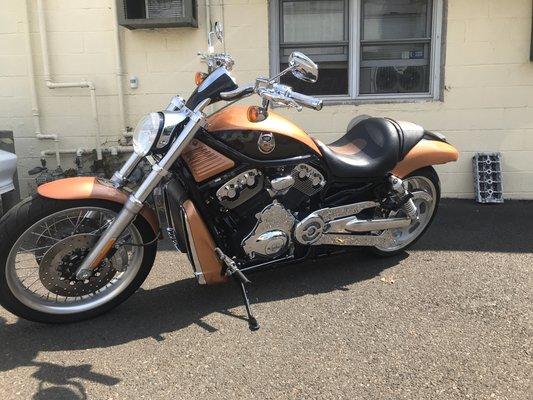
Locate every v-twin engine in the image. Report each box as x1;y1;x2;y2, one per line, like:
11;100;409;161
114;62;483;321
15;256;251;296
216;164;431;261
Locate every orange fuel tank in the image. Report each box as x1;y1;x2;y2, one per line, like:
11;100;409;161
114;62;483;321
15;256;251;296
206;105;322;157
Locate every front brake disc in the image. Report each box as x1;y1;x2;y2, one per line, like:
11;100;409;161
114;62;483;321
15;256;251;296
39;234;117;297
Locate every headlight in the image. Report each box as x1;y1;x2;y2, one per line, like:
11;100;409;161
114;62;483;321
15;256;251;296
133;112;164;156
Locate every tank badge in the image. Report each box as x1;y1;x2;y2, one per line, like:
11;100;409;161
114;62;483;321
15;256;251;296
258;132;275;154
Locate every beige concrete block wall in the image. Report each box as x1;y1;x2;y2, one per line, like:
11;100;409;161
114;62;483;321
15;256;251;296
0;0;532;198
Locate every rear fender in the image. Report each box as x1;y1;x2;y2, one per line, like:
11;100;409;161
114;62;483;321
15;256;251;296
37;177;159;235
392;139;459;178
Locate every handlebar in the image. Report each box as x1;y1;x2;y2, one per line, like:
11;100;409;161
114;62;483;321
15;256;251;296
219;84;255;101
220;81;323;112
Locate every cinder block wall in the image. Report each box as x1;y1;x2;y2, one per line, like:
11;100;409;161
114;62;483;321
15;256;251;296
1;0;533;198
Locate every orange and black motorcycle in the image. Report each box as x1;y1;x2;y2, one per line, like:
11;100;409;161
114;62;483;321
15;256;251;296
0;48;458;330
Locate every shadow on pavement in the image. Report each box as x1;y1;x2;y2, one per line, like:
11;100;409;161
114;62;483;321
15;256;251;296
414;199;533;253
0;250;405;397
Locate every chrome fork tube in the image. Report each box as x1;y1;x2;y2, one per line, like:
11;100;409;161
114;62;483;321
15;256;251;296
75;101;208;280
110;153;143;187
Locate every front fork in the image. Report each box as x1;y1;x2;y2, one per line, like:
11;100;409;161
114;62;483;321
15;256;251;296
75;99;210;280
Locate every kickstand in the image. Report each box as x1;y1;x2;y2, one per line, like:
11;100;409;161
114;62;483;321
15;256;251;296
235;278;260;331
215;248;260;331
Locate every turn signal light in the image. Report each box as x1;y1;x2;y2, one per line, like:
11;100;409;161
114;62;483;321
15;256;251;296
195;72;207;86
247;106;268;123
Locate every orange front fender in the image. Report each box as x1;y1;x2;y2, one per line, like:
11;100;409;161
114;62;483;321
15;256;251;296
392;139;459;178
37;177;160;235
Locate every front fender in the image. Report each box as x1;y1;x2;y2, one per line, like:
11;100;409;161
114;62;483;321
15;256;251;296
37;177;160;235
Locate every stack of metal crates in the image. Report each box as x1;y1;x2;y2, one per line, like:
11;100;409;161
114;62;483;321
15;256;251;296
473;152;504;203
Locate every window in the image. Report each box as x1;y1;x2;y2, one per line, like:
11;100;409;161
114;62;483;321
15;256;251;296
270;0;443;101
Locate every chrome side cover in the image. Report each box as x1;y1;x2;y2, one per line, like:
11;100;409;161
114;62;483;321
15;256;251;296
294;200;415;248
242;201;296;259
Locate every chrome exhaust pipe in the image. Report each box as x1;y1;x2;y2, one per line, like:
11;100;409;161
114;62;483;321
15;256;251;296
344;217;411;233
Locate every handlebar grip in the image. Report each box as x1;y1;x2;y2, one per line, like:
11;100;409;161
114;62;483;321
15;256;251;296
289;91;323;111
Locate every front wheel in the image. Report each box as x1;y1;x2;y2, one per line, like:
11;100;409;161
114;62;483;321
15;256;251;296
0;196;157;323
371;167;441;256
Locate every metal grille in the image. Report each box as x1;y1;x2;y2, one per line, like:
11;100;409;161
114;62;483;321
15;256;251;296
146;0;184;19
291;164;326;197
473;152;504;204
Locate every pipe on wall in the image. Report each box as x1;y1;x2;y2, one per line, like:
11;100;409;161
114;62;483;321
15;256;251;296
23;0;61;167
41;146;133;158
110;0;130;139
36;0;103;161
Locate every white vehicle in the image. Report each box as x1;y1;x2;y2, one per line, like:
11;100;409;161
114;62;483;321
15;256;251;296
0;149;17;197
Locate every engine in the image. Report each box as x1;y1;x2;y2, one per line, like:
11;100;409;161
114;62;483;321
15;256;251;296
215;164;326;261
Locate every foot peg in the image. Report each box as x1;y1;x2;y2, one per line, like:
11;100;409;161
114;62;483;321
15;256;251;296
215;248;259;331
215;248;250;284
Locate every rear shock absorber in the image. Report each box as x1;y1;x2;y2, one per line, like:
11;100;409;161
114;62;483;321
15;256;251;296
390;175;418;220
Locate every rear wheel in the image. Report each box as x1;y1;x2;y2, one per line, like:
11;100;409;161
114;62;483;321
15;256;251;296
0;196;157;323
371;167;440;256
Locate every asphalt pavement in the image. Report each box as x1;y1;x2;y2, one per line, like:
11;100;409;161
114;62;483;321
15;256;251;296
0;199;531;399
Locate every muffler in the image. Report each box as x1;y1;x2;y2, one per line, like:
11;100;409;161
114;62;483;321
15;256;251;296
344;217;411;233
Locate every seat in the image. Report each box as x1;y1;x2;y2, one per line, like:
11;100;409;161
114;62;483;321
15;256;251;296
314;117;425;178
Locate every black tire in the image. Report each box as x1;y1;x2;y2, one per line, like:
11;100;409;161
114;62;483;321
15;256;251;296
370;166;441;257
0;195;157;323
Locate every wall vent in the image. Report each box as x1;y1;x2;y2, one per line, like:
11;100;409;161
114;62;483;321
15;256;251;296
473;152;504;204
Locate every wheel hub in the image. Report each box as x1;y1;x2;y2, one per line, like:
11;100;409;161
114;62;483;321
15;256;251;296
39;234;118;297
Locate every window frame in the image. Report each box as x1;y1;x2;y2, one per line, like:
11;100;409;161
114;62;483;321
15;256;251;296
269;0;444;102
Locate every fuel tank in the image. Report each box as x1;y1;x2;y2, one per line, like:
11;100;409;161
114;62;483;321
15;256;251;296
206;105;322;160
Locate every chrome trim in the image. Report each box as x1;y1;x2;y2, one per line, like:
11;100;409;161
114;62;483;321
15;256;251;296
314;231;395;247
156;111;188;150
220;84;254;100
152;185;169;235
110;153;143;188
344;217;411;233
267;175;295;197
216;169;263;208
166;95;185;112
242;201;295;259
183;209;206;285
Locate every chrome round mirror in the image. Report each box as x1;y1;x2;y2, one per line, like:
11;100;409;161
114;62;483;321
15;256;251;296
289;52;318;83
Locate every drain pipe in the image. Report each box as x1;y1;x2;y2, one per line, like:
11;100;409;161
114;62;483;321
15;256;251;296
206;0;213;53
23;0;61;166
36;0;103;161
41;146;132;158
110;0;130;139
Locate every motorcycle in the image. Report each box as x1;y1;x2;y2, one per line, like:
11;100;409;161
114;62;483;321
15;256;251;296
0;30;458;330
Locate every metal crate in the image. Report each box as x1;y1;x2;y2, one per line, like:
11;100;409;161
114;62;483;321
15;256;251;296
473;153;504;203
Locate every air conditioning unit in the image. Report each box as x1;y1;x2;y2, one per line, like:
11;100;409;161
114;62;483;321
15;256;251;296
117;0;197;29
370;66;428;94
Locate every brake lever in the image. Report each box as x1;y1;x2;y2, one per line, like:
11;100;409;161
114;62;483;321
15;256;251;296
258;89;302;111
287;98;303;112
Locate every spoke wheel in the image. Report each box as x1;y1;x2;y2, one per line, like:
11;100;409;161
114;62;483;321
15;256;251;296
0;197;157;323
6;207;143;315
